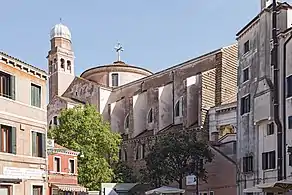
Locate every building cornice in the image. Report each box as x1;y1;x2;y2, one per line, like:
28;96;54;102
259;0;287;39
0;51;47;80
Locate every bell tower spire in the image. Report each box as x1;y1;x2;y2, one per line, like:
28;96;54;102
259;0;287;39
47;22;75;102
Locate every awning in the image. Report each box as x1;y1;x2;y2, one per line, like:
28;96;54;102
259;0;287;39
243;180;292;193
52;184;87;192
0;175;22;184
0;178;22;184
145;186;185;194
243;187;263;193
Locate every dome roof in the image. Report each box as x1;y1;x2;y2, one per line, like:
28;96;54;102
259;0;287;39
50;23;71;40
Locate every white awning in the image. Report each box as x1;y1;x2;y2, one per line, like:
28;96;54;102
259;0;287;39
145;186;185;194
243;187;263;193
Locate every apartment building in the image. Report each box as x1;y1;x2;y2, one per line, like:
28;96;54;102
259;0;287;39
237;0;292;193
47;142;86;195
0;52;48;195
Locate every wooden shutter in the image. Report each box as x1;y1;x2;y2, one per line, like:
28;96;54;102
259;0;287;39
10;127;16;154
262;153;267;170
271;151;276;169
32;131;37;157
41;133;46;158
31;84;35;106
10;75;15;100
0;125;2;152
36;86;41;108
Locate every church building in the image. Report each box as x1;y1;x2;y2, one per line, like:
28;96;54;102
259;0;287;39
47;22;238;193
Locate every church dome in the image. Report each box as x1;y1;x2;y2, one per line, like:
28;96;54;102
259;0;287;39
50;23;71;41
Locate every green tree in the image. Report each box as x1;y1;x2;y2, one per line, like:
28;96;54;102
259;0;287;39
141;131;214;188
48;104;121;191
112;161;137;183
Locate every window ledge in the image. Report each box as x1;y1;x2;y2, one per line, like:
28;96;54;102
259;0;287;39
0;95;46;112
263;169;276;172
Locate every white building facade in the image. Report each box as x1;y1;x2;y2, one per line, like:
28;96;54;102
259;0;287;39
237;0;292;194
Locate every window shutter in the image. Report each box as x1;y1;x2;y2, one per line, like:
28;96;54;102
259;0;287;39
0;125;2;152
32;132;37;157
41;133;46;158
36;86;41;107
10;75;15;100
271;151;276;169
10;127;16;154
31;85;35;106
262;153;266;170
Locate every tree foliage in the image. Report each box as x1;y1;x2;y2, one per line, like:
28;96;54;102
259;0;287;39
112;161;137;183
48;104;121;190
141;131;214;188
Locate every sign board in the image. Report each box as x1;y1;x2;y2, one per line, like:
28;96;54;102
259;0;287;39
47;139;54;150
3;167;45;180
186;175;197;186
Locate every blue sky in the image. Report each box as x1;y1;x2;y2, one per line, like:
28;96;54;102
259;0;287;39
0;0;260;75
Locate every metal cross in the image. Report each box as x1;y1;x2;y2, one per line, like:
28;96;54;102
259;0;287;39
114;43;124;62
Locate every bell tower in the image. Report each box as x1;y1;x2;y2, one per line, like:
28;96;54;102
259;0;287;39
47;22;75;102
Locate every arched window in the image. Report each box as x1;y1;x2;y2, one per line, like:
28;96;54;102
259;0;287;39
67;60;71;73
123;149;127;162
49;120;52;129
147;108;153;123
53;58;57;70
49;61;53;74
174;97;183;117
118;149;122;160
140;144;145;159
124;114;129;130
60;58;65;70
53;116;58;126
135;147;139;160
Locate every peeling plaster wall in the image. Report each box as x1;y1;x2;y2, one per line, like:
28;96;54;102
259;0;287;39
133;92;147;137
62;77;99;109
158;83;173;130
99;87;111;118
110;99;125;133
186;75;200;127
47;96;67;125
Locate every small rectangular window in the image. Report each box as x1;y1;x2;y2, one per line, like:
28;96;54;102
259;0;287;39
262;151;276;170
243;156;253;172
267;123;274;135
288;116;292;129
54;157;61;172
69;159;75;174
31;131;46;158
31;83;41;108
209;192;214;195
244;40;250;54
241;95;250;115
0;71;15;100
111;73;119;87
32;185;43;195
0;125;16;154
287;75;292;98
243;68;249;82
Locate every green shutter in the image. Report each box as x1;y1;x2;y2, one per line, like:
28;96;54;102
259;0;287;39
31;85;34;106
10;127;16;154
10;75;15;100
41;133;46;158
32;131;37;157
37;86;41;107
0;125;2;152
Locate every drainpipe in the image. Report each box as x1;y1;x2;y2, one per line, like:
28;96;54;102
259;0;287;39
282;32;292;180
271;0;283;181
172;71;175;124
